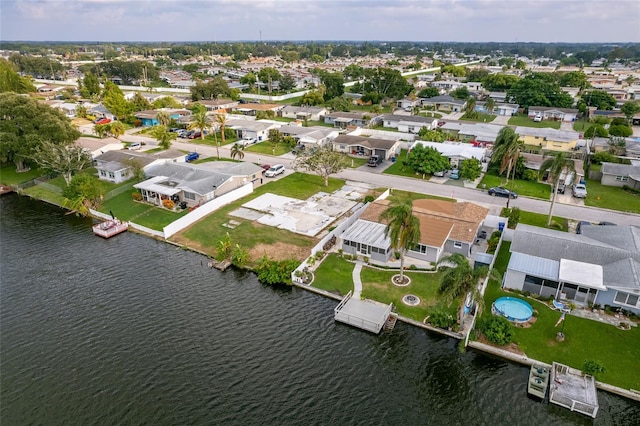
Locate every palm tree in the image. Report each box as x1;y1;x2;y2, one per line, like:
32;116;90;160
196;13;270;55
437;253;488;310
230;143;245;160
539;152;576;227
150;125;176;150
465;96;477;117
492;127;523;183
379;200;421;283
188;109;211;141
156;111;170;127
484;98;496;115
214;112;228;145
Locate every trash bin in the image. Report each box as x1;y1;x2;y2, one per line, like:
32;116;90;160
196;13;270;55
498;222;505;231
391;157;396;163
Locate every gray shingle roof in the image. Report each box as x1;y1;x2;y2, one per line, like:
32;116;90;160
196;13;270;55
333;134;398;150
144;162;231;196
601;162;640;177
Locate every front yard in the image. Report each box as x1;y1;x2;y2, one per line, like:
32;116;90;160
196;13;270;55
583;178;640;214
481;243;640;391
244;141;292;156
479;172;551;200
508;114;561;129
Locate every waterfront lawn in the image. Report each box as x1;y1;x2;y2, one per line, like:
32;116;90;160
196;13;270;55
361;267;456;322
479;172;551;200
0;164;48;185
508;115;561;129
100;191;189;230
244;141;292;156
21;184;65;206
482;242;640;390
517;210;568;231
583;178;640;214
174;173;344;263
311;254;354;295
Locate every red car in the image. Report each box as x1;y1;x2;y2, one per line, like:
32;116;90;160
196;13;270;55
95;118;111;125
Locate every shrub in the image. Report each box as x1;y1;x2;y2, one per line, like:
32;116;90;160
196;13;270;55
583;360;607;378
162;199;175;209
549;220;563;230
487;231;501;254
479;315;514;346
255;255;298;285
131;192;142;201
508;207;520;229
363;195;375;203
622;185;640;196
429;311;456;329
522;169;539;182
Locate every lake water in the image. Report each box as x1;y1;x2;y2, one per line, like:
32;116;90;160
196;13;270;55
1;194;639;425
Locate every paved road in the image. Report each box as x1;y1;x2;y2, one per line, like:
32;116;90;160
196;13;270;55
155;138;640;226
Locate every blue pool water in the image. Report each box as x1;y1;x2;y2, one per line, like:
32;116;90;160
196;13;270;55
494;297;534;322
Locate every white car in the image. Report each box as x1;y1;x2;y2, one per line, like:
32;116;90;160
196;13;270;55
572;183;587;198
239;138;257;147
533;115;543;122
265;164;285;177
127;142;142;150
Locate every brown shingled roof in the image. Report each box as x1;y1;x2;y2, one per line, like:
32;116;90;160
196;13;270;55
412;199;489;243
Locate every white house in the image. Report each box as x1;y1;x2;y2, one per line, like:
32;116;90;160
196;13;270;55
412;140;487;168
280;105;327;121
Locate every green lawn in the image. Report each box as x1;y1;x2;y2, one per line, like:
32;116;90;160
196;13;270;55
482;242;640;390
0;164;48;185
573;120;594;133
508;115;561;129
174;173;345;264
386;189;455;204
21;185;66;206
345;156;369;168
480;173;551;200
361;267;457;322
419;111;442;119
517;210;568;231
383;150;423;179
312;254;355;295
583;178;640;214
460;113;496;123
304;120;334;128
244;141;292;156
100;191;190;230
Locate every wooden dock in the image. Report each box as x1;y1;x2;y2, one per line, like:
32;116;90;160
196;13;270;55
0;185;14;196
208;259;232;271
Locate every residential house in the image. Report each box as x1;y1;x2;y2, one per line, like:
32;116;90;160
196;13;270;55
515;127;581;152
227;118;280;142
278;124;339;150
431;80;463;92
527;106;579;123
93;149;184;183
380;114;437;131
340;198;489;263
412;141;487;168
280;105;327;122
331;134;401;160
396;98;421;110
495;103;520;116
420;95;467;112
324;111;371;128
440;122;503;145
134;161;264;208
488;92;508;103
600;162;640;189
503;224;640;315
88;104;115;120
134;109;188;127
232;103;283;116
196;99;239;112
75;136;124;159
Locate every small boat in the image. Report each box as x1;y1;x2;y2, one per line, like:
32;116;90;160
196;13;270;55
528;364;550;399
93;218;128;238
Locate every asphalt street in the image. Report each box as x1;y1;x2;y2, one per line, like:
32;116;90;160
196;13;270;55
142;134;640;227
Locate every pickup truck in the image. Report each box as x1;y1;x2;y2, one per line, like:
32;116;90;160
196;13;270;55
572;183;587;198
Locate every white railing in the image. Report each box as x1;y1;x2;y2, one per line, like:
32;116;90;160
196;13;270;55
334;291;353;314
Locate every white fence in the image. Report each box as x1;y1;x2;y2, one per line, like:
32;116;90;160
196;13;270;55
358;128;416;142
163;183;253;238
129;222;165;238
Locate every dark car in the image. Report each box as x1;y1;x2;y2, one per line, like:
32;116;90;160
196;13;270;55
185;152;199;162
188;131;201;139
488;187;518;199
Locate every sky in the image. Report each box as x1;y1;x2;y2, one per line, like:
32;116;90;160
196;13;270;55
1;0;639;43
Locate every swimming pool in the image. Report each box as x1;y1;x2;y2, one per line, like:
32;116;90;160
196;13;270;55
493;297;533;323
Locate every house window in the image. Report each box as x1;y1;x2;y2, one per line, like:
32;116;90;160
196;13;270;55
453;241;463;249
183;192;196;201
614;291;639;307
615;176;629;182
339;144;346;150
410;244;427;254
108;172;115;179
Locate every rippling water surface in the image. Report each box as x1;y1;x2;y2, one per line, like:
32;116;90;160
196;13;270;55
1;195;639;425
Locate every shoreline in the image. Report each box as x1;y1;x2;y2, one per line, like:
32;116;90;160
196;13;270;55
10;190;640;404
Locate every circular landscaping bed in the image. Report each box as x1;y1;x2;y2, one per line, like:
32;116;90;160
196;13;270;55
392;274;411;286
402;294;420;306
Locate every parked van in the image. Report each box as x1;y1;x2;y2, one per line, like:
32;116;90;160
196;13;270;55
367;155;382;167
127;142;142;150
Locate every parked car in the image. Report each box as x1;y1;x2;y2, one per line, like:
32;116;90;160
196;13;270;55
576;221;591;234
239;138;257;147
572;183;587;198
185;152;200;162
178;130;190;138
265;164;285;177
127;142;142;150
433;170;446;177
95;118;111;125
533;114;543;122
188;131;202;139
488;187;518;199
449;169;460;180
367;155;382;167
170;128;182;133
260;164;271;173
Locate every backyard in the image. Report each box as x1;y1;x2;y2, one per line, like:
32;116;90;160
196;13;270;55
99;190;190;230
0;164;48;186
479;172;551;200
481;242;640;391
312;254;456;322
172;173;346;264
508;115;561;129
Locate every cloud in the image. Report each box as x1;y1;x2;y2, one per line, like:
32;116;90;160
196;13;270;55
1;0;638;42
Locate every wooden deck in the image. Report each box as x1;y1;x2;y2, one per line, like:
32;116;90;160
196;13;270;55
549;362;599;418
334;291;392;334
